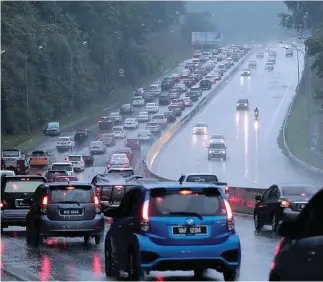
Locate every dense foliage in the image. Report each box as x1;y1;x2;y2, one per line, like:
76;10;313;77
1;1;185;135
278;1;323;77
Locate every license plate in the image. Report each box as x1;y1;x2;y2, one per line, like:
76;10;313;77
172;225;207;236
110;201;120;206
36;158;42;160
60;209;83;216
15;199;29;208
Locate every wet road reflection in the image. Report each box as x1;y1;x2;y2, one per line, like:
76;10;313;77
1;217;278;281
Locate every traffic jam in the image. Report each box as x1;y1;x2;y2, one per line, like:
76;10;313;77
1;44;322;281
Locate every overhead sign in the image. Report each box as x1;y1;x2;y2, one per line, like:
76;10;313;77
191;32;223;45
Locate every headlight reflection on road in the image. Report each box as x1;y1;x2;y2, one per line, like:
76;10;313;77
240;76;244;86
235;112;240;139
192;134;208;146
244;112;248;177
255;120;259;184
254;120;259;131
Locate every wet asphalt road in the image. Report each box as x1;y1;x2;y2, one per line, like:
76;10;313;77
1;216;278;281
153;45;323;187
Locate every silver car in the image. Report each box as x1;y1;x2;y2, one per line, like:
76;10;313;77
89;141;107;154
138;130;152;142
137;111;150;122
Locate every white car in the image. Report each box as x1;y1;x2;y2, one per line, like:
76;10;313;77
123;118;138;129
89;141;107;154
147;84;161;96
180;69;191;78
152;114;167;127
241;69;251;76
193;122;208;135
66;155;85;171
145;103;159;113
112;126;126;138
109;153;129;167
109;112;122;123
138;130;152;142
132;96;145;106
51;162;75;176
56;136;75;150
137;111;150;122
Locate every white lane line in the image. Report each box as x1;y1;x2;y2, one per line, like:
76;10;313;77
264;80;295;149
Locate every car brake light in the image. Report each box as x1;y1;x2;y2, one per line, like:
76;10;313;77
66;186;74;190
96;187;101;196
224;199;234;231
280;200;290;208
1;200;8;209
57;141;60;144
67;141;71;144
44;157;47;160
94;195;101;213
179;190;192;195
271;237;285;270
41;195;48;213
225;186;229;194
114;185;123;190
140;200;150;232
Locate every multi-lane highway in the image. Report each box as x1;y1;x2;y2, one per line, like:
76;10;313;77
152;46;323;187
2;216;279;281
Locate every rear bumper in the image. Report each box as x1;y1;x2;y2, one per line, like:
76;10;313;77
1;209;29;226
137;233;241;272
39;214;104;236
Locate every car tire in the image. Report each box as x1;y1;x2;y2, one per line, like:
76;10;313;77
194;268;206;278
105;240;120;279
33;225;43;246
254;212;264;232
127;250;143;281
84;235;90;244
223;155;227;161
223;268;239;281
271;214;279;232
95;235;102;245
269;271;280;281
26;226;32;245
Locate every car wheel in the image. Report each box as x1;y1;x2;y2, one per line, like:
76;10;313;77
26;225;32;245
105;240;120;278
127;250;143;281
254;212;264;232
194;268;206;278
33;225;43;246
269;271;280;281
223;268;239;281
95;235;102;245
84;235;90;244
271;214;279;232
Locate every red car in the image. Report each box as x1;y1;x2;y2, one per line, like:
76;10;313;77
125;138;141;150
170;99;185;110
171;73;181;82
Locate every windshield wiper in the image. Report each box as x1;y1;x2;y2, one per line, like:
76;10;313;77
56;200;80;206
167;212;203;220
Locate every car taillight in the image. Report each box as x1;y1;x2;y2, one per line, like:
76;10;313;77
67;141;71;144
140;200;150;232
280;200;290;208
107;164;111;168
1;200;8;209
94;195;101;213
44;157;47;160
57;141;60;144
81;160;84;163
225;186;229;194
224;199;234;231
41;195;48;213
96;187;101;196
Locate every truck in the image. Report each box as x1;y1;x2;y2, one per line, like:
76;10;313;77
178;173;229;197
1;149;30;175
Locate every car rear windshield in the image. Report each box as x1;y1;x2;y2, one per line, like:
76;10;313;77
58;137;70;142
113;128;123;132
55;177;78;182
282;186;318;197
108;169;134;176
32;151;46;156
209;143;225;149
47;171;68;178
69;156;81;161
49;185;94;203
186;175;219;183
4;179;44;193
2;150;20;157
126;139;137;144
51;164;72;171
149;188;224;216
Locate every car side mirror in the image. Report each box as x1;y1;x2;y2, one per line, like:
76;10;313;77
104;207;119;218
23;198;33;205
278;219;300;238
255;195;262;201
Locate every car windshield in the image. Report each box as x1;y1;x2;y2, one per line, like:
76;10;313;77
195;123;207;127
68;156;81;161
139;112;148;116
122;104;130;109
4;179;44;193
48;122;59;128
58;137;70;142
111;154;126;159
46;171;68;178
110;159;124;165
125;119;135;123
51;164;72;171
2;150;20;157
91;141;102;146
102;134;113;139
209;143;225;149
153;115;163;119
126;139;137;144
49;185;93;203
113;127;123;132
149;85;158;90
238;99;247;103
110;113;119;117
211;135;223;139
139;131;150;135
146;103;155;107
133;97;142;100
148;122;158;126
186;175;219;183
149;188;224;216
282;186;318;197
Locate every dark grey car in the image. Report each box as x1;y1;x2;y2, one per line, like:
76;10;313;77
25;182;104;246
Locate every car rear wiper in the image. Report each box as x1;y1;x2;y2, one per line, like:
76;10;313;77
56;200;80;206
166;212;203;220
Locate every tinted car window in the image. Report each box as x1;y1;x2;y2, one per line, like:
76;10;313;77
46;171;68;178
49;185;94;203
186;175;218;183
282;186;318;197
51;164;72;171
209;143;225;149
2;150;20;157
126;139;137;144
4;180;43;193
149;188;224;216
69;156;81;161
32;151;46;156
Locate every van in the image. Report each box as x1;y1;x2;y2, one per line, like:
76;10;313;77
51;162;75;176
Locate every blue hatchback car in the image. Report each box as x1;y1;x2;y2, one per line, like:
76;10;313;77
104;182;241;281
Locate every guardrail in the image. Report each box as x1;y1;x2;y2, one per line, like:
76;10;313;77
281;61;323;174
144;47;267;215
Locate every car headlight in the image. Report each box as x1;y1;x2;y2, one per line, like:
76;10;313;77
244;103;247;106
